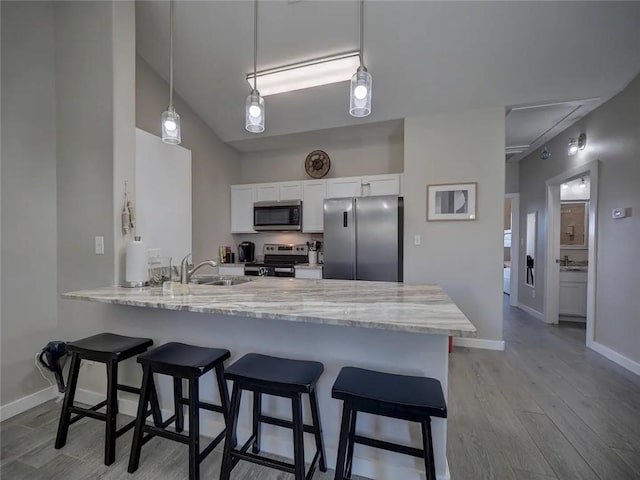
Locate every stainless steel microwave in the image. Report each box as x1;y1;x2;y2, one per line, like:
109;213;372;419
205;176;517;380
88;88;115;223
253;200;302;231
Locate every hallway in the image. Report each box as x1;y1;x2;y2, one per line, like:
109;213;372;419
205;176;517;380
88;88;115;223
447;298;640;479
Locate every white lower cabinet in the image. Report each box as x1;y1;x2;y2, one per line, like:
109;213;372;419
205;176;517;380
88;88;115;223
218;265;245;277
295;267;323;279
559;271;587;316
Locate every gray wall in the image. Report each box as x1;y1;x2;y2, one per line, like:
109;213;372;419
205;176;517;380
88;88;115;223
518;74;640;364
1;1;59;405
505;161;519;194
240;136;404;184
136;56;241;263
404;108;505;342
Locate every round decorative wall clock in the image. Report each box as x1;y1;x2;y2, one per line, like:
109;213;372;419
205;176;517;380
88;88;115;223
304;150;331;179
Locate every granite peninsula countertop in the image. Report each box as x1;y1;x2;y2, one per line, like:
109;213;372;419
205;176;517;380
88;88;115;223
63;278;477;337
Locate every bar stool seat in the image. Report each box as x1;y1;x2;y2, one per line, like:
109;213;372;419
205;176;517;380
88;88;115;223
224;353;324;393
220;353;327;480
128;342;231;480
332;367;447;480
137;342;231;376
55;333;159;466
67;332;153;361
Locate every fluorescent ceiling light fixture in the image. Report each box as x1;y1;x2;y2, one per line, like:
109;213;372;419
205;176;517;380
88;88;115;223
246;52;360;96
505;145;529;154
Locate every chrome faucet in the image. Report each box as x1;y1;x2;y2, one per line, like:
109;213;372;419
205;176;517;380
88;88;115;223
180;253;217;284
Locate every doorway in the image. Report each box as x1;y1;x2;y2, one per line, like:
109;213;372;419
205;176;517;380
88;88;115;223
504;193;519;307
544;160;599;347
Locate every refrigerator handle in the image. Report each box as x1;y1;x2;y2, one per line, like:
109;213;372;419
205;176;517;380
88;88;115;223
343;211;348;228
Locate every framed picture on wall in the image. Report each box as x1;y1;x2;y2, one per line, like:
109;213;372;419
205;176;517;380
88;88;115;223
427;182;477;221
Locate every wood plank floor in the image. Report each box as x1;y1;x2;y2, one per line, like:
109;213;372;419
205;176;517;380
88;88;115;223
2;297;639;479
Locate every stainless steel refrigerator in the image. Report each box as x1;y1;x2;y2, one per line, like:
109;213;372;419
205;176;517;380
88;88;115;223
323;195;403;282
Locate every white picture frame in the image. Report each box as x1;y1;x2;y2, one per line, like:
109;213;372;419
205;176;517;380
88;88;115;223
427;182;477;221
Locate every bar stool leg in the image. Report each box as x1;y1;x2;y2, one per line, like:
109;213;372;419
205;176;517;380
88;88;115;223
252;391;262;454
333;403;351;480
215;366;233;445
148;375;163;427
105;360;119;465
309;387;327;472
421;417;437;480
220;383;242;480
291;393;306;480
55;352;81;449
188;377;200;480
128;365;152;474
345;409;358;478
174;377;184;432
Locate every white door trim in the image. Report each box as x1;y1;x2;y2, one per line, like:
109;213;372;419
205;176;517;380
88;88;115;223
544;160;599;348
505;193;520;307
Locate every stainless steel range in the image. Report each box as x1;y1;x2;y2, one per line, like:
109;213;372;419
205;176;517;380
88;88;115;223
244;244;308;277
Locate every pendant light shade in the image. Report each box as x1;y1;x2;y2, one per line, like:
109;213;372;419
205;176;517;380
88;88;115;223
246;0;264;133
162;107;181;144
350;0;372;117
350;66;372;117
245;89;265;133
162;0;181;144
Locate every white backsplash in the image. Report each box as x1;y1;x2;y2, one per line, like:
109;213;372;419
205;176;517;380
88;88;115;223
232;232;323;261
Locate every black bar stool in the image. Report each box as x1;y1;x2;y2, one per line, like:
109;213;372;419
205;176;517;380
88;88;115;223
220;353;327;480
54;332;161;466
127;342;231;480
332;367;447;480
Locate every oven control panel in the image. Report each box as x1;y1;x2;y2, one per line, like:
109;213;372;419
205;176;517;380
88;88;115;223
263;244;308;255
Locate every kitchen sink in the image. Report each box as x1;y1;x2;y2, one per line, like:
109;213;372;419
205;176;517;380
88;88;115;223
189;275;254;286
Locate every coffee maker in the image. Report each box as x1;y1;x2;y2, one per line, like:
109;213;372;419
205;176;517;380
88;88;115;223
238;241;255;263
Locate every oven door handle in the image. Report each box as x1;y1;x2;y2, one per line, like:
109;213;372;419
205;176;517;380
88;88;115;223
274;267;294;273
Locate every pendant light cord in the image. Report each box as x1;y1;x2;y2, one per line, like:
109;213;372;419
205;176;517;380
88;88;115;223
359;0;364;67
169;0;174;108
253;0;258;91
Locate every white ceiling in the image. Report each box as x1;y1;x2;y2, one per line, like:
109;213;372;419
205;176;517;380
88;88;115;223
136;1;640;148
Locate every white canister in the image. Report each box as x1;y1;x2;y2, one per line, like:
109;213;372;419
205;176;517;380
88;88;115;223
308;250;318;265
124;236;148;287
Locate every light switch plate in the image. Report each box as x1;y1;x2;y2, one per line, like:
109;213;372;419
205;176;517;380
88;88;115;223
414;234;421;246
95;236;104;255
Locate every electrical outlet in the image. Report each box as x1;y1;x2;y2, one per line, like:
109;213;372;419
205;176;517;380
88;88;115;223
95;236;104;255
531;289;536;298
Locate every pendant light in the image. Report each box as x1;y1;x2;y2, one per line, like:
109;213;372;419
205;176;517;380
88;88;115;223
246;0;265;133
349;0;372;117
162;0;181;144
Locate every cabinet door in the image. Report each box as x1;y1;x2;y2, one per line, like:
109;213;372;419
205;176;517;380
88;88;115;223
256;183;279;202
295;268;323;279
326;177;362;198
279;181;302;201
302;181;326;232
559;282;587;316
218;265;245;277
361;174;401;197
230;185;256;233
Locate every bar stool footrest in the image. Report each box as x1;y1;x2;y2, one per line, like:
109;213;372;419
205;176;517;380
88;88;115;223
115;418;137;438
353;433;425;458
259;414;316;434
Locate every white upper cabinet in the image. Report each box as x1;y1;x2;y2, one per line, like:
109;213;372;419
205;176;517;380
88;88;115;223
361;174;402;197
231;174;403;234
279;181;303;201
255;183;279;202
326;177;364;198
302;180;326;233
230;185;256;233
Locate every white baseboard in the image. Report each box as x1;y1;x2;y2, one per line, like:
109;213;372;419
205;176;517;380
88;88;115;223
517;302;544;321
453;337;505;351
589;341;640;377
0;386;59;422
